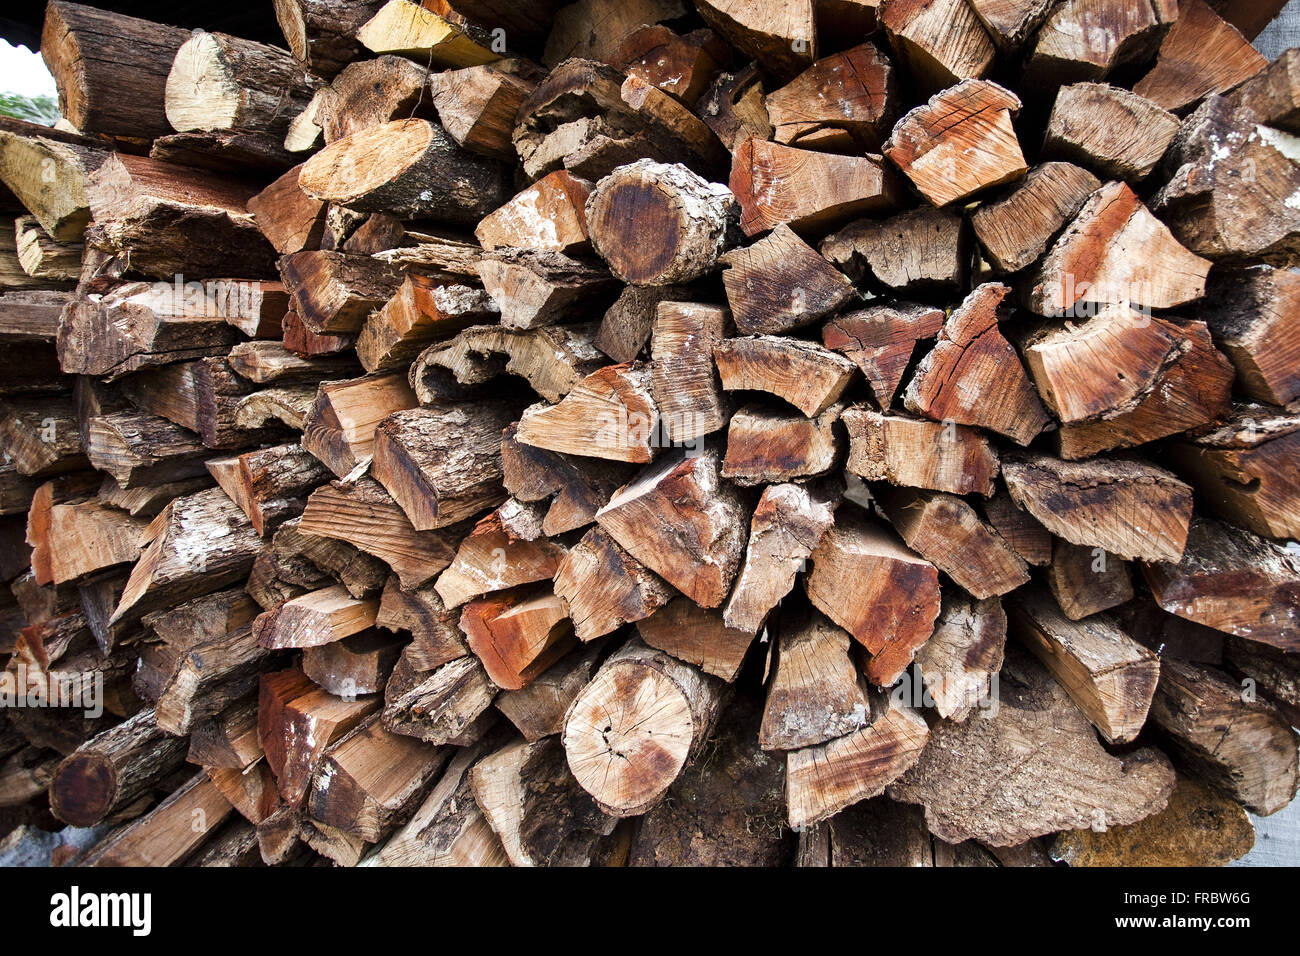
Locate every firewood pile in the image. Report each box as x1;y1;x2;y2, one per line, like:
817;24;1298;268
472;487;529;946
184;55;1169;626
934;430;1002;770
0;0;1298;868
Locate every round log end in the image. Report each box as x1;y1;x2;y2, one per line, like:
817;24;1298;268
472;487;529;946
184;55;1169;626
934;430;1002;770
587;180;686;284
298;119;435;207
165;32;241;132
49;751;118;827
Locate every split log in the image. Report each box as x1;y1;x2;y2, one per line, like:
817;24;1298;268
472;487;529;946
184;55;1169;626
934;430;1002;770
723;481;837;634
279;251;404;335
515;363;658;464
714;336;855;417
356;0;499;66
903;283;1049;445
967;0;1054;52
637;597;756;683
843;408;998;497
969;162;1100;273
1023;0;1177;88
229;342;358;386
282;310;355;357
301;371;417;477
1224;637;1300;729
765;43;896;150
760;612;869;750
433;501;565;608
784;691;930;829
720;225;857;334
473;252;617;331
607;25;730;108
459;589;575;690
188;699;263;770
1230;46;1300;132
83;772;235;867
876;487;1030;599
915;593;1006;721
272;0;387;78
883;80;1027;207
1009;587;1159;743
820;207;967;295
316;55;432;144
14;216;81;281
40;0;192;139
375;577;467;670
27;496;145;587
887;647;1176;845
494;643;603;742
284;91;325;153
804;512;941;685
596;448;746;608
1044;82;1180;182
432;59;544;161
695;64;772;152
1168;406;1300;540
474;170;591;253
821;302;943;408
0;396;87;478
1047;540;1134;620
0;125;107;243
165;31;320;139
721;403;842;485
879;0;995;91
563;638;725;817
1028;180;1210;315
299;119;509;223
357;279;496;373
588;160;738;285
1201;265;1300;406
206;762;279;827
248;164;328;256
150;625;273;737
1002;452;1193;563
1148;659;1298;815
552;528;673;641
381;653;496;746
255;585;379;650
1141;517;1300;653
500;422;634;535
730;138;901;236
694;0;816;80
649;301;728;442
1133;0;1265;112
48;707;188;827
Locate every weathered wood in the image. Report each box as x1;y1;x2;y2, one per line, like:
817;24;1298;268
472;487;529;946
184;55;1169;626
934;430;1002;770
1133;0;1265;112
822;302;943;409
255;585;379;650
14;216;81;281
553;527;673;641
1043;83;1179;184
970;162;1100;274
636;597;755;683
381;653;496;746
279;250;404;335
375;576;467;670
515;363;657;464
188;698;263;770
915;593;1006;721
844;408;998;497
765;43;896;150
85;408;213;491
494;643;603;742
433;500;563;609
821;207;966;295
761;612;868;751
0;125;106;244
1230;46;1300;132
0;396;87;478
273;0;387;78
432;59;544;161
500;422;633;535
720;225;857;335
459;589;575;691
648;301;728;443
695;0;815;80
83;772;235;867
880;0;995;91
714;336;855;418
316;55;432;145
301;372;417;478
694;64;772;153
357;278;497;373
1047;539;1134;620
248;164;328;256
722;402;842;485
475;170;591;253
1023;0;1177;88
607;25;730;108
1201;265;1300;406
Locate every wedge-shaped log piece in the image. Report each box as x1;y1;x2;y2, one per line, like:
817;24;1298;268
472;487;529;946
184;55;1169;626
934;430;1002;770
382;653;495;746
475;170;591;253
720;225;857;335
85;411;209;489
0;126;107;242
29;497;146;587
805;513;941;685
982;487;1052;567
435;501;565;609
1141;517;1300;652
637;597;756;683
376;577;467;669
714;336;856;417
563;638;725;817
880;0;995;90
1224;637;1300;729
299;119;509;222
475;249;618;330
883;80;1027;207
970;162;1100;273
724;482;838;634
722;403;842;486
411;324;600;405
765;42;896;150
358;279;497;373
761;612;869;751
1230;45;1300;132
229;341;358;386
1133;0;1265;112
0;397;87;478
597;447;746;608
1003;452;1193;563
13;218;79;283
1023;0;1177;87
822;302;943;408
83;772;235;867
903;283;1049;445
301;371;417;478
1009;587;1159;743
588;160;737;285
433;58;544;160
607;24;729;108
279;250;403;335
889;647;1176;845
515;363;658;464
495;643;603;742
315;54;432;144
1043;83;1179;182
356;0;499;65
696;63;772;153
695;0;815;80
1168;406;1300;540
302;630;404;696
651;302;728;442
785;691;930;829
460;589;575;691
1028;181;1210;315
877;487;1030;599
206;443;330;537
1047;540;1134;621
966;0;1053;52
553;528;673;641
820;207;966;295
844;408;998;497
916;593;1006;721
501;422;633;536
730;138;901;236
1202;265;1300;406
1148;659;1298;815
255;585;379;650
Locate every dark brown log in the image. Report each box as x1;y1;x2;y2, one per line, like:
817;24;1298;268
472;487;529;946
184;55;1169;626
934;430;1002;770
148;129;297;177
821;302;943;409
1047;539;1134;620
1133;0;1265;112
188;698;263;770
375;577;468;670
970;162;1100;274
843;407;998;497
494;643;603;742
279;250;404;335
248;164;328;256
1201;265;1300;406
636;597;756;683
607;25;730;108
765;43;896;150
552;527;673;641
0;396;87;478
720;224;857;335
301;371;417;478
1224;637;1300;729
475;170;591;254
410;324;602;405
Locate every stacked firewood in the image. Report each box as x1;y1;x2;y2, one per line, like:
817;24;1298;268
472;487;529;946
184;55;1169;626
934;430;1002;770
0;0;1298;868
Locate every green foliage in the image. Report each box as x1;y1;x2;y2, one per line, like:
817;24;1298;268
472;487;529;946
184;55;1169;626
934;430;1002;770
0;93;60;126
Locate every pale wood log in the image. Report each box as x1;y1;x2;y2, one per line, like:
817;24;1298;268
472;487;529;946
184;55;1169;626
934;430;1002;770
765;43;896;150
880;0;995;90
844;408;998;497
970;161;1100;273
255;585;379;650
821;207;966;295
357;278;497;373
433;500;564;608
515;363;658;464
714;335;855;417
273;0;387;78
636;597;756;683
0;123;107;243
301;371;417;478
316;55;432;145
722;402;842;485
552;527;673;641
409;323;601;404
1133;0;1265;112
83;772;235;867
915;593;1006;721
356;0;499;66
649;301;728;442
761;612;869;751
694;0;816;80
474;170;591;253
433;59;544;160
1047;539;1134;620
0;396;87;478
1043;82;1180;181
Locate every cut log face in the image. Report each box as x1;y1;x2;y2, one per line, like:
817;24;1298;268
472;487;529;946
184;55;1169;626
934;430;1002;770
636;597;756;683
1047;539;1134;621
1028;181;1211;315
1008;587;1159;743
357;278;498;374
475;249;619;330
821;302;943;408
970;161;1100;274
760;612;869;751
915;592;1006;721
1002;452;1194;563
1023;0;1177;88
302;629;404;697
475;171;592;254
1230;46;1300;133
254;585;379;649
714;336;856;417
695;0;816;80
501;422;633;536
433;58;545;161
804;512;941;685
821;207;967;295
596;447;746;608
562;638;724;817
720;224;858;335
587;160;738;285
382;652;496;746
843;408;998;497
650;302;729;442
1043;83;1180;182
301;371;417;478
434;501;565;609
1133;0;1266;112
495;643;603;742
0;128;107;244
459;589;575;691
607;25;730;108
903;283;1050;446
696;64;773;152
883;80;1027;207
967;0;1054;52
730;138;902;236
316;54;432;145
553;528;673;641
888;647;1177;846
880;0;996;91
765;43;897;150
515;363;658;464
1141;517;1300;653
1201;265;1300;406
356;0;498;65
722;403;842;486
1168;405;1300;540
